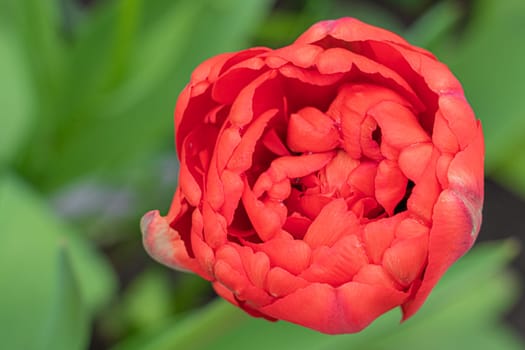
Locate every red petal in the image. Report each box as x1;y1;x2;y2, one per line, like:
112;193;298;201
406;146;441;222
202;201;227;248
301;235;368;286
432;110;460;154
348;161;378;197
141;209;202;274
265;267;310;297
254;238;312;275
394;217;429;240
269;44;323;68
287;107;339;152
260;281;407;334
368;101;430;149
363;214;404;264
383;233;428;287
242;180;286;241
353;264;402;290
402;189;479;319
295;17;408;47
303;199;359;248
439;95;478;150
375;160;408;215
229;70;282;127
321;151;359;194
227;109;279;172
447;123;484;201
398;143;433;182
212;59;266;104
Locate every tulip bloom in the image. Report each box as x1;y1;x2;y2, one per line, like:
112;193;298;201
141;17;484;334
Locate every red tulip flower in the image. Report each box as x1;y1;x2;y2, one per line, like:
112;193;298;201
141;18;484;334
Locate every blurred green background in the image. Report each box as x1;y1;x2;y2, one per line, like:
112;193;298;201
1;0;524;349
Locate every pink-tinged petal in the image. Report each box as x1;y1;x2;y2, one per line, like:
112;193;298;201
287;107;339;152
402;189;480;319
383;234;428;287
202;202;228;249
189;209;215;280
368;101;430;149
141;209;202;274
228;109;279;172
212;59;266;104
348;161;378;197
394;218;429;240
447;123;484;201
398;143;433;181
265;267;310;297
432;110;460;154
261;281;406;334
270;44;323;68
438;95;478;149
301;235;368;286
353;264;402;290
303;199;359;248
254;238;312;275
375;160;408;215
242;181;285;241
229;70;282;127
295;17;408;47
320;151;359;196
363;214;404;264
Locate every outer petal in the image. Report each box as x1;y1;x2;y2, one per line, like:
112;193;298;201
140;209;203;275
295;17;409;47
402;188;481;319
260;282;407;334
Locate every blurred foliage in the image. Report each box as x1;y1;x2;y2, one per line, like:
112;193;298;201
0;0;524;349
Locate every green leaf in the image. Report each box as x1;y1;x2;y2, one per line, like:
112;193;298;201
33;0;274;189
0;25;34;166
40;247;89;350
404;1;463;48
111;240;523;350
0;173;117;349
430;0;525;196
